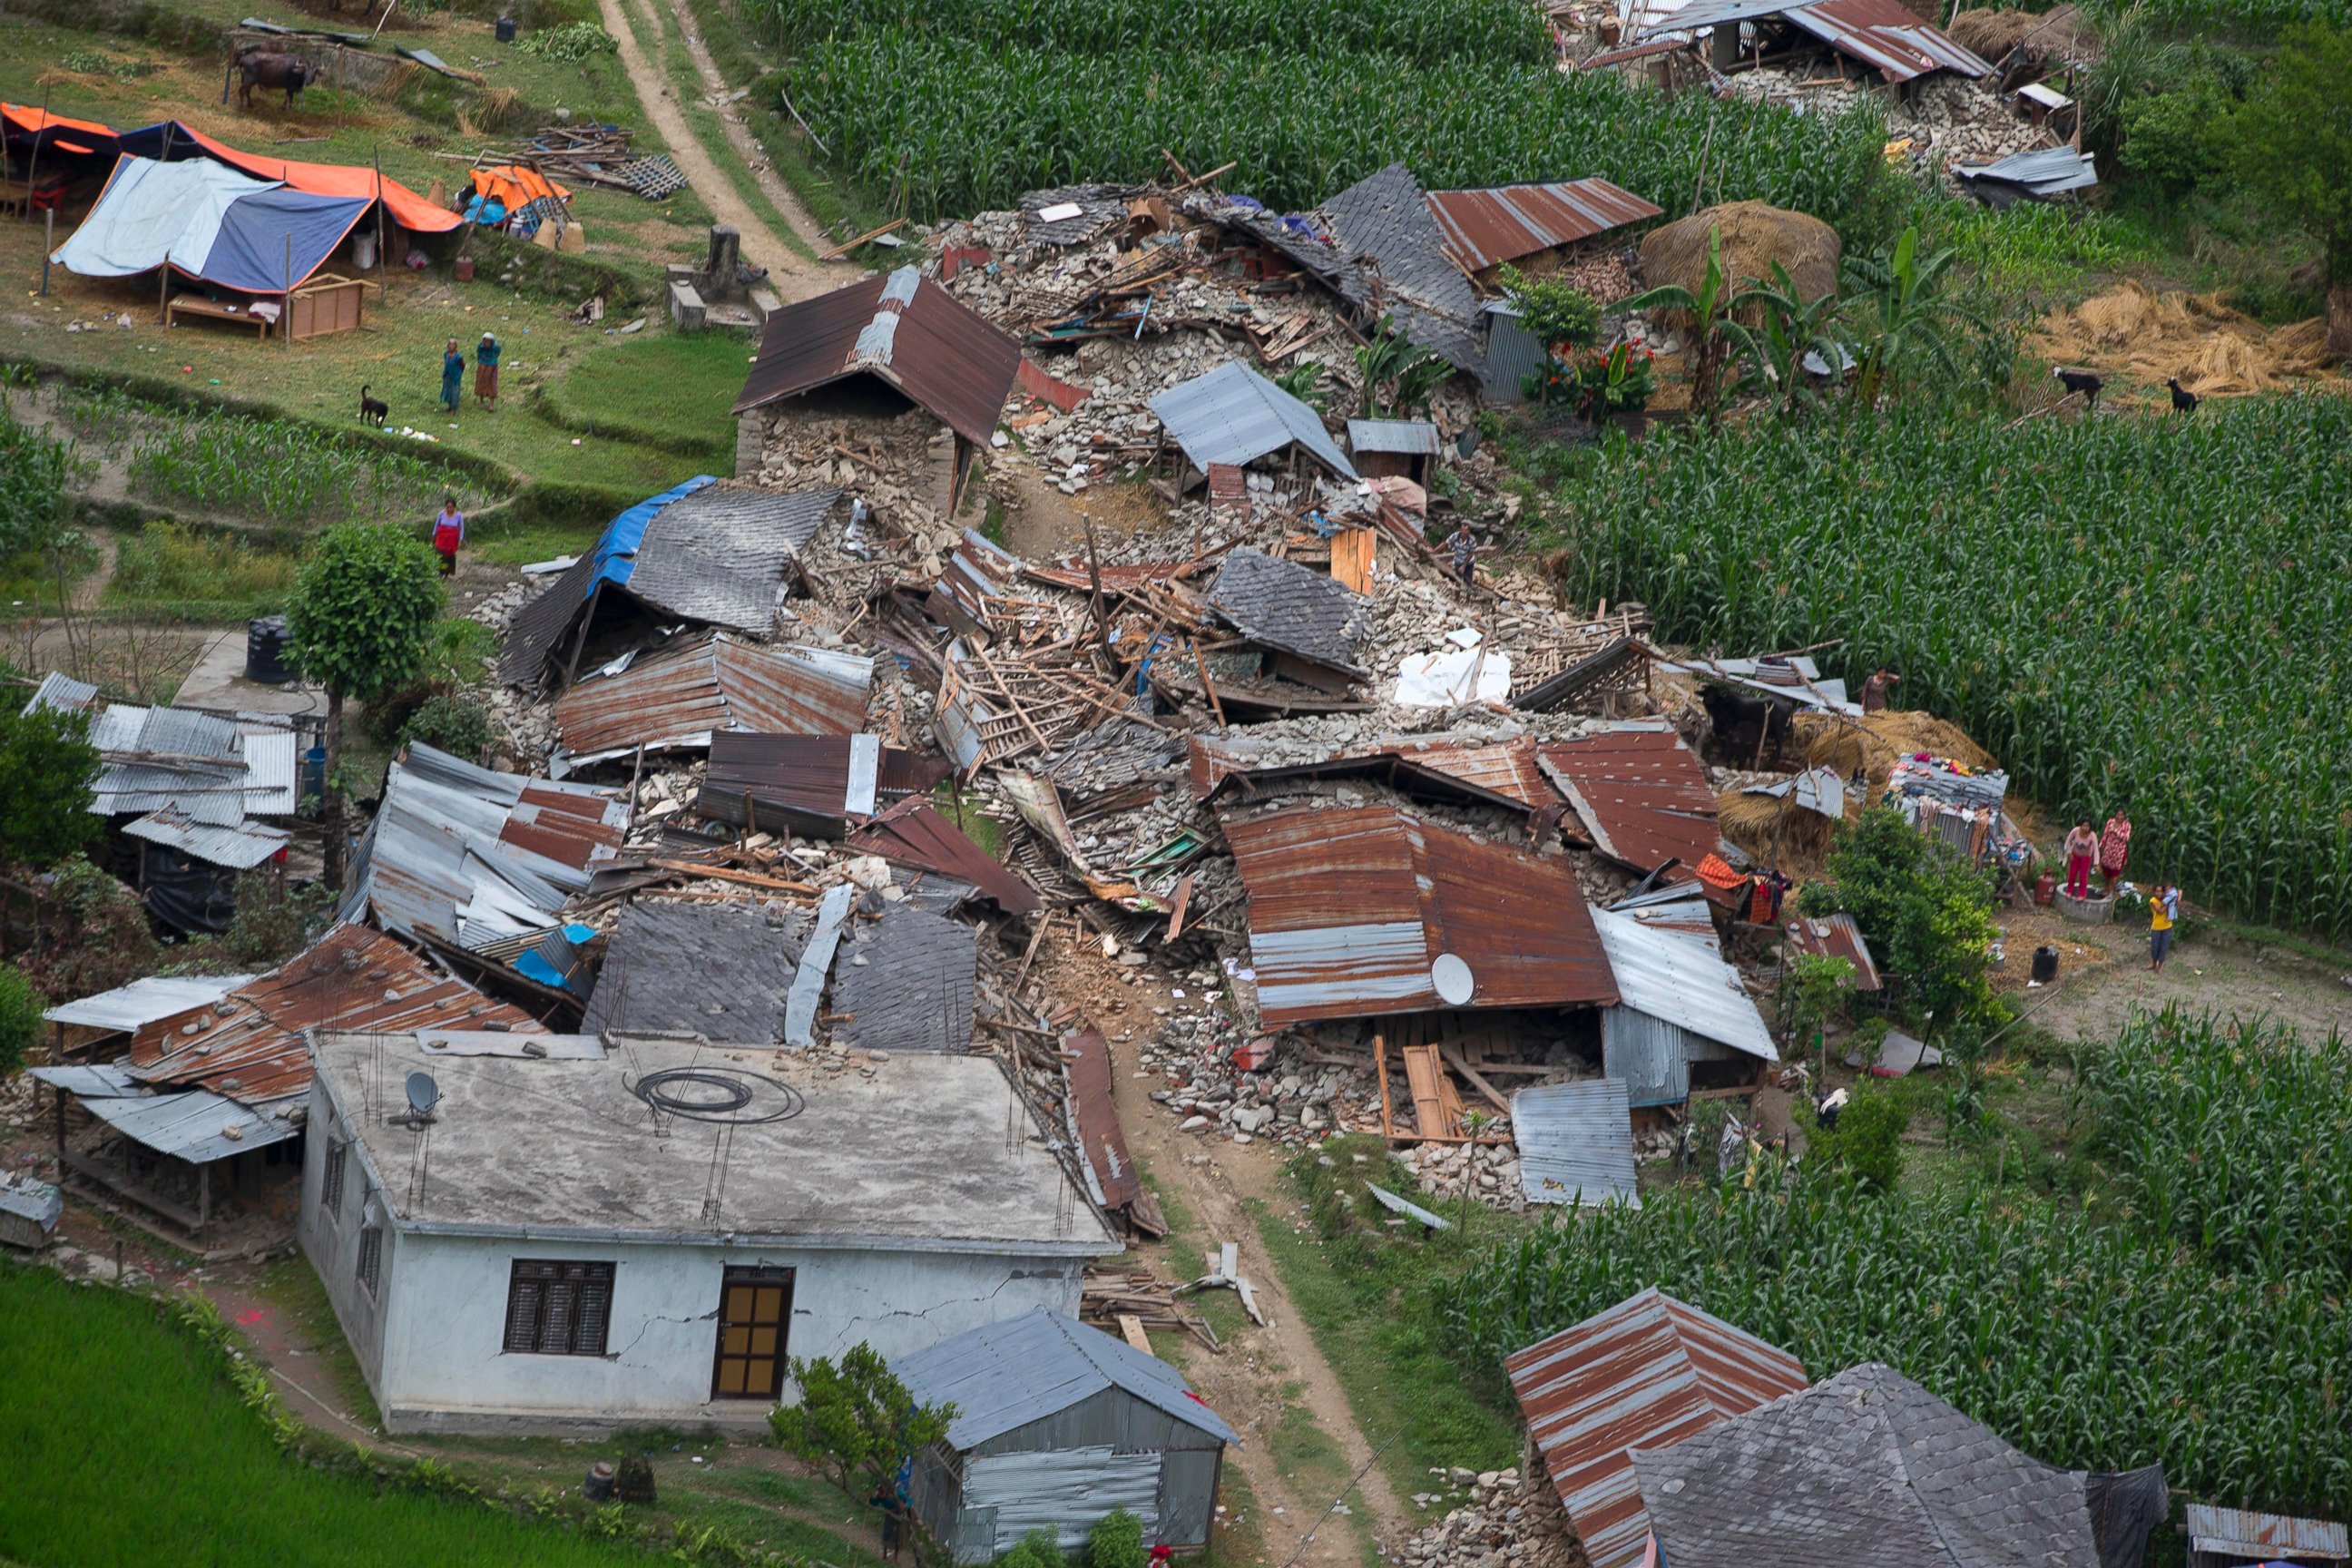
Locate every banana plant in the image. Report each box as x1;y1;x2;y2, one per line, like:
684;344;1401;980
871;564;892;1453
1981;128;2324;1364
1618;224;1756;417
1841;224;1993;410
1720;261;1850;420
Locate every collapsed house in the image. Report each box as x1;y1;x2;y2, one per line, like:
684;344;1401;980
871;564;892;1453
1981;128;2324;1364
548;632;875;770
1629;0;1995;87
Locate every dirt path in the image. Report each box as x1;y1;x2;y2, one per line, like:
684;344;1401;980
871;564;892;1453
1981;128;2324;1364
601;0;830;300
2024;926;2350;1044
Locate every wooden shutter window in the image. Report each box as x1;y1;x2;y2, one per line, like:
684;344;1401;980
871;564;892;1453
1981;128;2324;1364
321;1142;347;1217
504;1260;615;1356
357;1226;383;1295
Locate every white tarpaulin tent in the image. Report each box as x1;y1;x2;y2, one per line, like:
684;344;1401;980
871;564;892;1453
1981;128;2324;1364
51;154;370;295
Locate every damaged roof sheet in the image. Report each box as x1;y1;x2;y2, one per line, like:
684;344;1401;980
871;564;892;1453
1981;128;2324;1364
28;678;299;821
122;922;533;1102
340;744;627;952
1190;731;1557;812
1222;803;1617;1026
583;898;803;1042
1426;178;1664;273
832;905;977;1054
2185;1507;2348;1563
1591;902;1778;1062
74;1084;305;1165
1784;911;1883;989
1538;723;1719;881
123;807;289;869
1206;548;1369;676
43;974;255;1035
1514;1079;1639;1208
1639;0;1993;81
1319;162;1494;383
1507;1288;1810;1568
734;265;1024;449
896;1307;1237;1451
553;631;874;766
1152;361;1357;480
1062;1027;1139;1210
1347;418;1444;456
698;731;950;835
1956;146;2099;197
848;799;1043;916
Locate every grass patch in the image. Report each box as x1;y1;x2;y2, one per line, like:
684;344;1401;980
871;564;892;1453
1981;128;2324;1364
104;520;303;622
246;1253;385;1431
540;329;751;459
0;1263;667;1566
469;523;606;568
930;781;1008;861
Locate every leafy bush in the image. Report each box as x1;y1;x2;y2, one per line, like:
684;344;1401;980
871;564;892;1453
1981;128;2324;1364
1554;399;2352;937
399;694;495;761
1808;1084;1911;1191
2118;75;2233;196
1562;342;1658;422
220;874;336;967
0;703;101;869
1087;1509;1146;1568
516;20;619;59
1496;267;1601;352
1797;807;2000;1034
0;965;43;1077
1000;1528;1066;1568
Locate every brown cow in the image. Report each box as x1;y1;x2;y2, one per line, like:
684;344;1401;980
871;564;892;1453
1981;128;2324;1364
237;49;315;111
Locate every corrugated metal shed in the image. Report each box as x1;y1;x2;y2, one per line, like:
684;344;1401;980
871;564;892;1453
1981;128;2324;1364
961;1449;1162;1554
74;1085;304;1164
43;975;253;1034
123;807;289;869
1426;179;1664;273
1591;900;1778;1101
1151;362;1356;479
1506;1288;1809;1568
1222;803;1617;1026
698;731;949;835
1062;1028;1138;1210
2186;1507;2348;1565
1206;548;1368;677
1783;911;1882;989
895;1308;1238;1450
553;632;873;765
583;898;803;1042
1538;723;1719;881
1513;1080;1639;1208
848;799;1043;916
1347;418;1444;456
832;906;976;1054
1640;0;1993;81
27;681;299;821
123;923;532;1102
733;266;1023;449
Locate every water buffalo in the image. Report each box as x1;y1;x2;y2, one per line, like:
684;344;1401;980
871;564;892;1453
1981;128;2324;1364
1699;683;1791;765
237;50;315;112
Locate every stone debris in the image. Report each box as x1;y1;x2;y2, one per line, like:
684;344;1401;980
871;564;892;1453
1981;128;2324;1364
1402;1467;1583;1568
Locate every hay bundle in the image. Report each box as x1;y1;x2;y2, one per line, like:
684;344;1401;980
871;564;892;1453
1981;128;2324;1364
1638;201;1839;327
2034;280;2337;398
1718;787;1850;877
1794;709;1996;794
1947;4;2095;62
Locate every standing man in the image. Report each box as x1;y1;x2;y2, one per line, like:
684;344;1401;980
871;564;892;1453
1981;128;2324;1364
439;337;465;416
2149;881;2180;973
431;495;465;578
1861;665;1900;714
475;331;502;409
2099;808;2132;896
2062;819;2097;900
1447;521;1477;588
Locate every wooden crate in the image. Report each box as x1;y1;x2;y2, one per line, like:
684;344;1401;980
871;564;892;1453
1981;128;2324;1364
287;273;366;340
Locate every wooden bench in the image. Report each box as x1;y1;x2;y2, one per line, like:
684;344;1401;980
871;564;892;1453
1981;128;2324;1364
166;293;273;338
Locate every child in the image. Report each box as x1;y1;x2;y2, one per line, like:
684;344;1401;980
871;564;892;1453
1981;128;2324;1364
2149;881;2180;973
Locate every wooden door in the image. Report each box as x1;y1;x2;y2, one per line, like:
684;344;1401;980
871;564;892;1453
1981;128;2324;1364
711;1267;792;1399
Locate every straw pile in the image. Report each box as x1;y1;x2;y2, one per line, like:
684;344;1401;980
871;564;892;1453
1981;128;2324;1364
2034;280;2341;398
1796;709;1995;787
1638;202;1839;327
1719;786;1850;876
1948;5;2097;62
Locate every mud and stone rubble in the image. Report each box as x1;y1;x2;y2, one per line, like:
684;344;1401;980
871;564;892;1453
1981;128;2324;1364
1403;1468;1583;1568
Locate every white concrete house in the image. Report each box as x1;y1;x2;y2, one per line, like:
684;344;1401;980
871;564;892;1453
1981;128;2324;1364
300;1029;1120;1435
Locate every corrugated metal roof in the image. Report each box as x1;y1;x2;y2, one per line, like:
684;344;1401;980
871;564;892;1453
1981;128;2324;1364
24;670;99;716
1783;911;1882;990
1956;146;2099;196
1223;803;1617;1026
1514;1079;1639;1207
848;799;1043;916
1063;1027;1138;1211
43;974;254;1034
2186;1507;2348;1562
240;730;299;814
698;731;947;834
28;676;297;820
1426;179;1664;273
1745;765;1847;818
75;1085;304;1164
553;632;874;765
1665;653;1857;713
1640;0;1992;80
1206;548;1368;676
123;807;289;868
583;898;803;1042
832;906;976;1054
1347;418;1444;456
1151;362;1356;479
1592;904;1777;1062
122;923;532;1102
1506;1288;1810;1568
734;266;1023;448
1538;723;1719;881
895;1308;1237;1451
25;1062;145;1096
1190;730;1557;811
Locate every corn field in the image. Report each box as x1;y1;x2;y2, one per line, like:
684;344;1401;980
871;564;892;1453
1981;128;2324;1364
748;0;1547;63
2086;1008;2352;1287
125;411;458;528
783;39;1893;227
2134;0;2350;31
1553;396;2352;936
1437;1142;2352;1517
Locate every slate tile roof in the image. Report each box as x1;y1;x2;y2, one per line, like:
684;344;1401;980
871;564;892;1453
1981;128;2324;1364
1205;547;1368;676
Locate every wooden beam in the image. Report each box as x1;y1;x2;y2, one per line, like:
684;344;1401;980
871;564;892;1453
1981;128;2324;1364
647;859;818;894
1438;1043;1514;1116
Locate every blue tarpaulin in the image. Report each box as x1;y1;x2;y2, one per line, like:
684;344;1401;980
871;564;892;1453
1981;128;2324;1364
52;154;369;295
582;475;719;600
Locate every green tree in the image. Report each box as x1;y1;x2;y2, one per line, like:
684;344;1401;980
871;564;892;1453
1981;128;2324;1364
0;702;100;870
0;965;44;1078
770;1343;958;1506
1782;951;1856;1079
285;524;444;890
1497;266;1602;354
2119;75;2231;197
2230;22;2352;355
1840;225;1995;409
1798;807;2000;1038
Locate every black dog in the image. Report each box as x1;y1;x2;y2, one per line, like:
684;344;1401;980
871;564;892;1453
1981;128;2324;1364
2166;377;2200;415
358;385;388;427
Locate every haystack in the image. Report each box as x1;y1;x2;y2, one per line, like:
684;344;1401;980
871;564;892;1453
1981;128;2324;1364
1719;786;1851;877
1795;709;1995;788
1638;202;1839;327
2034;279;2339;398
1947;5;2096;62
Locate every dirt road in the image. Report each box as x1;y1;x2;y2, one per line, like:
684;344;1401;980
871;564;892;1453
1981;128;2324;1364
599;0;831;299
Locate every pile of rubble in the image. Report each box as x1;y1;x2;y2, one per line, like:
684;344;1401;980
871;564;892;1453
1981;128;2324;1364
1404;1467;1583;1568
1722;68;2053;181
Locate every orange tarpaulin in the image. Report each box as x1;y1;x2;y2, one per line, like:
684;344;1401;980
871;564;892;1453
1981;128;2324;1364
0;103;119;142
160;122;459;234
469;164;571;213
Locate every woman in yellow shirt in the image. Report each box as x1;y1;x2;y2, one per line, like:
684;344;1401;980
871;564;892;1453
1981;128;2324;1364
2148;882;2180;973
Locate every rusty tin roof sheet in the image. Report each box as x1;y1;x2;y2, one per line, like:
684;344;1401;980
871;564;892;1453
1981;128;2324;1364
1221;803;1616;1026
848;799;1042;916
2185;1508;2348;1563
1426;179;1664;272
1537;723;1718;882
553;632;873;765
1783;911;1883;990
122;923;532;1102
733;265;1023;448
1506;1287;1809;1568
1062;1027;1139;1211
698;731;950;834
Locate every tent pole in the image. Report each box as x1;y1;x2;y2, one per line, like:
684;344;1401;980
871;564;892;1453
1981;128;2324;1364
284;233;294;350
41;209;53;296
373;151;389;302
21;89;50;226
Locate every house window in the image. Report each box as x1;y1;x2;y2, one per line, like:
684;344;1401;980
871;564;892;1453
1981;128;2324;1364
504;1260;616;1357
321;1141;347;1218
357;1226;383;1295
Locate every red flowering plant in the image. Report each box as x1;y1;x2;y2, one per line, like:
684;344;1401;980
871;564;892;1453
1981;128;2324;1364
1565;341;1657;421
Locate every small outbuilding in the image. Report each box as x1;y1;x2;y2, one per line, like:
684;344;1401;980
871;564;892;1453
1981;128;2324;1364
1346;418;1443;486
1152;362;1356;498
897;1308;1236;1563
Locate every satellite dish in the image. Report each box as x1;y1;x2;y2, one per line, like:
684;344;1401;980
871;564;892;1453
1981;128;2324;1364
405;1071;441;1119
1430;954;1475;1006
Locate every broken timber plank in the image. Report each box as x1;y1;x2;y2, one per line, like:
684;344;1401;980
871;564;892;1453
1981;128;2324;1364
1117;1313;1152;1353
